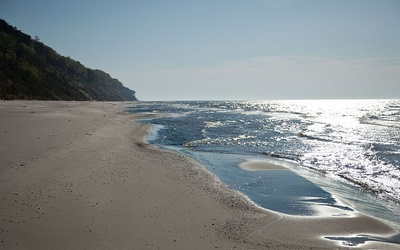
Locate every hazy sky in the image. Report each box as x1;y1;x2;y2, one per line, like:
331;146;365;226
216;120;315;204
1;0;400;100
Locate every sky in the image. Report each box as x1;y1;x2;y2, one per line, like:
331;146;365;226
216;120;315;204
1;0;400;100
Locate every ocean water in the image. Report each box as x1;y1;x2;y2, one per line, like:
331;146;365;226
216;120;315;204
126;100;400;221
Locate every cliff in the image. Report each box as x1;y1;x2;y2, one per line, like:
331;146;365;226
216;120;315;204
0;19;137;101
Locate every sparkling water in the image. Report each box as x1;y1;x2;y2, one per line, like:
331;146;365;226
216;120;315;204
127;100;400;222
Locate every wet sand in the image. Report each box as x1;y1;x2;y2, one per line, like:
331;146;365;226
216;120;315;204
0;101;399;249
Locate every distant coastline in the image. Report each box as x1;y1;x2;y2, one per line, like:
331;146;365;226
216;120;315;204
0;19;137;101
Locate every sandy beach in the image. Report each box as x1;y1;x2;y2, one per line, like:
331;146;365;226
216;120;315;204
0;101;399;249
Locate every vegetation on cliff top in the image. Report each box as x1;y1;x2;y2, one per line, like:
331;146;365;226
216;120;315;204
0;19;137;101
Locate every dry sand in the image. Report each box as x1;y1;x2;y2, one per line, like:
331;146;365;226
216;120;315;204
0;101;399;249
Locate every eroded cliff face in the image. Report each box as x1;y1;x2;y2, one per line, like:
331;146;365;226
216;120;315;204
0;19;137;101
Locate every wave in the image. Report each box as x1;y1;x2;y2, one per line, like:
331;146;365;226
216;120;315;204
297;132;336;143
262;151;300;162
204;121;225;128
360;115;400;128
337;174;400;205
297;132;358;146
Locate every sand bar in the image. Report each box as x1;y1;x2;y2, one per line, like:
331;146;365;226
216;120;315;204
239;160;289;171
0;101;399;249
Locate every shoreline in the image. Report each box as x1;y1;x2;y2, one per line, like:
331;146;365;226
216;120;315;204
0;101;399;249
135;107;400;248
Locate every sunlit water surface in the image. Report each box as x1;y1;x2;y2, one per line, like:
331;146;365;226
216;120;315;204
127;100;400;243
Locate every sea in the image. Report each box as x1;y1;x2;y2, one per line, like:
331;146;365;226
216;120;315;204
126;99;400;230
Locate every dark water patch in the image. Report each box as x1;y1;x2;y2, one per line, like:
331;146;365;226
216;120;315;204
187;151;353;216
325;233;400;247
